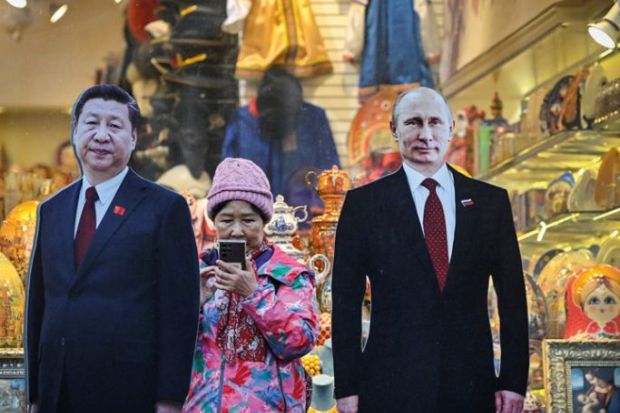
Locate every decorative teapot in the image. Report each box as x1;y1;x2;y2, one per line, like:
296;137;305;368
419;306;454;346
265;195;308;262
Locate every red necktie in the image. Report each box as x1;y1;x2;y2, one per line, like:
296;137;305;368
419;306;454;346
421;178;449;291
75;186;98;268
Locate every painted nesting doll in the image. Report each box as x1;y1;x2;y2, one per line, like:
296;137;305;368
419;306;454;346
564;264;620;339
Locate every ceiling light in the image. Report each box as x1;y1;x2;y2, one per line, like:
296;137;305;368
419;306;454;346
588;2;620;49
50;3;68;23
5;0;27;8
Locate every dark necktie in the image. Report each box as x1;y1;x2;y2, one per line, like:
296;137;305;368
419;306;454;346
75;186;98;268
421;178;449;291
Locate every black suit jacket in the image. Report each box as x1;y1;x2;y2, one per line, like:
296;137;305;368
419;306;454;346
25;169;200;413
332;166;528;412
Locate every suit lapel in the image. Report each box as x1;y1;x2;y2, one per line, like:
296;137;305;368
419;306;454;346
444;165;476;292
72;170;149;286
387;168;436;283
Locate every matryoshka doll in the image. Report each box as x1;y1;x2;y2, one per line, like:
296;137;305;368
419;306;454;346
564;264;620;339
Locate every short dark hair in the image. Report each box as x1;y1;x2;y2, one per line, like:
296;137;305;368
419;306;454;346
71;84;141;133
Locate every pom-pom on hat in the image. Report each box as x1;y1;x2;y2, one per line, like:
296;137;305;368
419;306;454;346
207;158;273;221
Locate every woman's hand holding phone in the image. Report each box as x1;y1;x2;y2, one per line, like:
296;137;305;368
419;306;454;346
214;258;257;297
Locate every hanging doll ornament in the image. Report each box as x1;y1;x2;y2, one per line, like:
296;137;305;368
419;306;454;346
227;0;332;78
564;264;620;339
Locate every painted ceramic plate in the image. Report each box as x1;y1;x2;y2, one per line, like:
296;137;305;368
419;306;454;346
532;248;564;280
568;168;600;212
581;64;607;128
540;75;573;135
543;173;575;219
595;147;620;209
596;237;620;267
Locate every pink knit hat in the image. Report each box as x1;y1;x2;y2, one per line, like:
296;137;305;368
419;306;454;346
207;158;273;221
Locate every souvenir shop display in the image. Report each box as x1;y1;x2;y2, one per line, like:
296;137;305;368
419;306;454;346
126;0;240;179
537;250;596;338
178;191;213;254
5;0;620;408
446;108;472;171
540;75;577;135
558;68;588;132
0;201;38;285
347;88;401;184
525;273;548;388
448;105;484;174
520;86;549;138
543;340;620;413
305;166;352;312
0;252;24;348
264;195;308;263
344;0;433;100
568;168;601;212
597;237;620;267
580;64;607;129
307;375;338;413
222;69;340;198
488;272;549;388
317;313;332;347
594;77;620;125
231;0;332;78
564;264;620;339
455;24;620;398
542;172;575;220
594;147;620;210
523;391;545;413
155;163;211;199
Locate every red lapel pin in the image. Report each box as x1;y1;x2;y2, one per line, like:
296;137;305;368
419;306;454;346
113;205;126;216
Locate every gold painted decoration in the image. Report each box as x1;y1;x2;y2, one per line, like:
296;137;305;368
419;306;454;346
235;0;332;78
543;340;620;413
595;147;620;209
0;252;25;348
347;88;399;166
0;200;39;285
305;167;352;313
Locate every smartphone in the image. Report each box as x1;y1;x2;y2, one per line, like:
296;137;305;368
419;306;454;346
218;239;246;270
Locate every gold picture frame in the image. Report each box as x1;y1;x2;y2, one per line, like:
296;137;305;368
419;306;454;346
543;340;620;413
0;348;26;412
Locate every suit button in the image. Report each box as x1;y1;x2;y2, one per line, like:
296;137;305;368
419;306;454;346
60;337;65;347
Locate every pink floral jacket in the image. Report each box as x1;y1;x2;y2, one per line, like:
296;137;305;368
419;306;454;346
183;244;319;412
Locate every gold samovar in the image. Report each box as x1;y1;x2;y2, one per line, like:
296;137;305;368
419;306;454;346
305;166;352;312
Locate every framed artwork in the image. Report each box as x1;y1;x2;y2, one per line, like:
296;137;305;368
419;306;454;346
0;348;26;413
543;340;620;413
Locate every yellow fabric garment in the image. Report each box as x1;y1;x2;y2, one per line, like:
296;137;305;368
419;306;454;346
236;0;333;78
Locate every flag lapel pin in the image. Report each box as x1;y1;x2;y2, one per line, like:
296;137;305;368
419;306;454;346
460;198;474;207
113;205;126;216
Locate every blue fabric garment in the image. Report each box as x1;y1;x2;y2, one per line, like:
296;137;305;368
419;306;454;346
222;102;340;197
360;0;433;93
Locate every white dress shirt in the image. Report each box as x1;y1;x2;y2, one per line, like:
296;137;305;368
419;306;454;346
74;167;129;238
403;162;456;260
